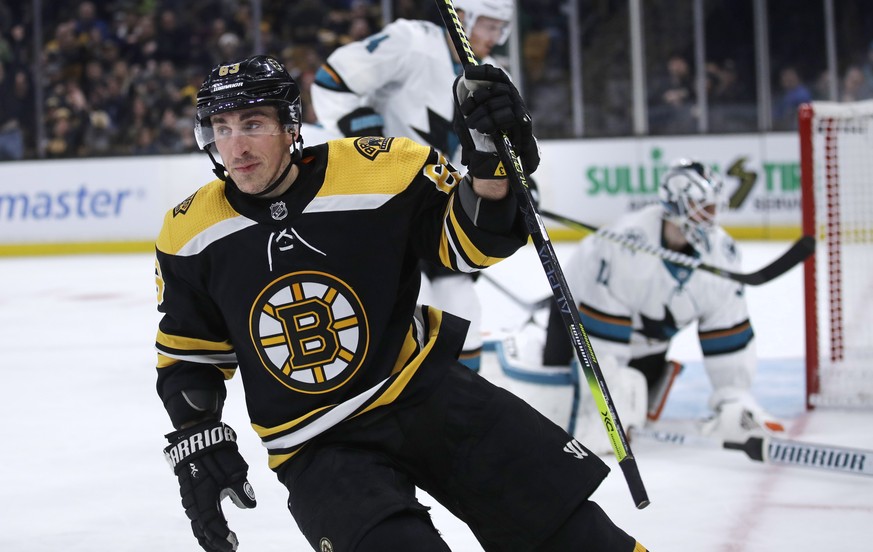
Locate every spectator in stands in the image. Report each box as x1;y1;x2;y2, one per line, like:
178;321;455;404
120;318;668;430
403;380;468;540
5;24;30;66
118;95;154;154
80;58;106;99
841;65;873;102
72;1;110;44
216;32;243;64
708;59;746;104
708;58;755;132
108;9;140;53
649;53;697;134
11;67;36;158
154;10;191;66
281;45;322;124
277;0;329;49
124;14;159;66
130;125;158;155
773;65;812;130
44;107;79;158
81;109;114;156
0;60;25;160
860;40;873;96
153;107;186;154
44;20;87;87
97;60;132;124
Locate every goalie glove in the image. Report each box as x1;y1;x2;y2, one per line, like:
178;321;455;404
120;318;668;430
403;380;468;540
164;420;257;552
453;64;540;179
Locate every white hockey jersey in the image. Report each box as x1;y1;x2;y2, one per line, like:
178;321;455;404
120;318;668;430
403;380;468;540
312;18;498;163
565;204;757;404
312;18;503;368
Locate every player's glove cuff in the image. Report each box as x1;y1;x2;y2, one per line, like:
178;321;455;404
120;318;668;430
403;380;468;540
164;420;239;473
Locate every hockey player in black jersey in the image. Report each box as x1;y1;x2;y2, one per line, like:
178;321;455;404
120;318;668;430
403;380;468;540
155;54;646;552
311;0;519;372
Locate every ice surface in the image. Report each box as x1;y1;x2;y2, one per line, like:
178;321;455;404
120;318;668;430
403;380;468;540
1;242;870;551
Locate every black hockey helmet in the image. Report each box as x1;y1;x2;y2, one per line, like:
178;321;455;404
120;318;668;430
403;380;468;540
194;54;302;152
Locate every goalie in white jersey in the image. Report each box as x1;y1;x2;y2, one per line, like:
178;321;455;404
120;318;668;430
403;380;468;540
500;159;785;449
311;0;516;372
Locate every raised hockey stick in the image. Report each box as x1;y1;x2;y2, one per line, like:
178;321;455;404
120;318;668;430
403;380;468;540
435;0;649;509
631;427;873;477
540;209;815;286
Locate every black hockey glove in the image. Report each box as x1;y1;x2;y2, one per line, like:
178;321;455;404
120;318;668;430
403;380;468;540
453;64;540;178
337;106;385;137
164;420;257;552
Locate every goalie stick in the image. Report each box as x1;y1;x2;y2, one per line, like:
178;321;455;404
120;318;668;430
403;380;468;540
540;209;815;286
631;427;873;477
435;0;649;509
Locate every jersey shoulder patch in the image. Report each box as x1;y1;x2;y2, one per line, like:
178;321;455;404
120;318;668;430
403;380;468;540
320;137;432;198
157;179;242;255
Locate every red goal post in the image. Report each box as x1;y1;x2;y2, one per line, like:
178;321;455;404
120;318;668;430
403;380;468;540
799;101;873;409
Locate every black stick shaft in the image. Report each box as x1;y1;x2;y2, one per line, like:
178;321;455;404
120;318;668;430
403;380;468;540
434;0;649;509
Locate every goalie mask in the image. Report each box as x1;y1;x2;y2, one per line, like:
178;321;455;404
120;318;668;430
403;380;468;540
455;0;514;46
195;55;303;187
659;159;724;251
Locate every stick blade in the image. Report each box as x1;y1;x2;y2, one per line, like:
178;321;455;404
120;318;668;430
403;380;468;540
734;235;815;285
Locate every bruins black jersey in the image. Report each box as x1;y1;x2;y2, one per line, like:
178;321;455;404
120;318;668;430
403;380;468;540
155;137;526;470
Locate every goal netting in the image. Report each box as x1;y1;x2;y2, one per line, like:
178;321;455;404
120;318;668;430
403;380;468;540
799;101;873;409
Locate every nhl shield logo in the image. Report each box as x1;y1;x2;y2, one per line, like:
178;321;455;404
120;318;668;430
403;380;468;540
270;201;288;221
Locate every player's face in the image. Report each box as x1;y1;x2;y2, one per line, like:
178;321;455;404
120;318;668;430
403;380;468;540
211;106;295;195
470;15;509;58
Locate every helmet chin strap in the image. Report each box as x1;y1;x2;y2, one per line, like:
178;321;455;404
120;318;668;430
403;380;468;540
204;137;303;197
252;156;295;197
205;148;229;181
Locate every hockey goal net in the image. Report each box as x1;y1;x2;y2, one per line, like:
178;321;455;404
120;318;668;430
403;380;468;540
799;101;873;409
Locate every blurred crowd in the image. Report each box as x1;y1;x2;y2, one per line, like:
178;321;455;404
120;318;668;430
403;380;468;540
0;0;388;160
1;1;872;161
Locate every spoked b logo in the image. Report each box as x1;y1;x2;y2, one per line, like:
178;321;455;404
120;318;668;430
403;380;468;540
250;271;369;393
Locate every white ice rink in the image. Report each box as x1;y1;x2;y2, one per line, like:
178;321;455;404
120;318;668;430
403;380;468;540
1;241;871;551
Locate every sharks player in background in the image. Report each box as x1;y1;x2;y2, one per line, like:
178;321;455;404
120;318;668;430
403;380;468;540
500;159;785;451
154;54;646;552
311;0;519;371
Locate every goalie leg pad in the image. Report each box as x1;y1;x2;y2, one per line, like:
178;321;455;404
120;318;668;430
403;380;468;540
572;356;647;454
496;324;572;385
